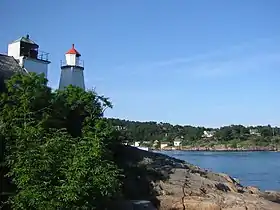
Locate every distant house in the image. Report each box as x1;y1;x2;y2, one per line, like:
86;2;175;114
249;129;261;136
173;135;184;147
160;142;169;149
114;125;127;131
202;130;215;138
133;141;141;147
173;139;182;147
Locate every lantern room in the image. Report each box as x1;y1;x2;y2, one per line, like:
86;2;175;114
7;34;50;78
8;34;49;62
61;44;84;68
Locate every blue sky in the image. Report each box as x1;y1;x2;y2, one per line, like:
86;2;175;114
1;0;280;127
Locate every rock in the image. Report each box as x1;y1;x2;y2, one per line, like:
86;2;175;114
153;181;172;196
214;182;238;193
245;186;261;194
224;182;238;192
218;173;235;183
171;199;221;210
215;182;231;192
262;191;280;203
113;145;280;210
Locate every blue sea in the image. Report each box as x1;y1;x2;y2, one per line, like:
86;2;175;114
158;151;280;191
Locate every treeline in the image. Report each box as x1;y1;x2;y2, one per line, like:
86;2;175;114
107;118;280;146
0;73;122;209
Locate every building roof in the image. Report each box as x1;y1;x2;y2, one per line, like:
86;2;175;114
11;35;39;47
66;44;81;56
0;54;26;92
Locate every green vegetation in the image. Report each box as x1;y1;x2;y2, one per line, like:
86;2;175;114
1;73;122;209
108;118;280;148
0;72;279;209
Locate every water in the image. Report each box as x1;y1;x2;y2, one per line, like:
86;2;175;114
158;151;280;191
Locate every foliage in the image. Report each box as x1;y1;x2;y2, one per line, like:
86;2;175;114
1;73;121;209
107;118;280;147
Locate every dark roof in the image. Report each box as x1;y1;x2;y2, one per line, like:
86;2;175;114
0;54;25;79
11;35;38;47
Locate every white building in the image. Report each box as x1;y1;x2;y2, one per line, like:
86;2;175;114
7;35;50;78
173;140;181;147
134;141;141;147
202;130;215;138
160;142;169;149
249;129;261;136
59;44;85;90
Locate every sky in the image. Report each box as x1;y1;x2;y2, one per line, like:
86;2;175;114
1;0;280;127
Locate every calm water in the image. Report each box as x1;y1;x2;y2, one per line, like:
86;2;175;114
158;151;280;191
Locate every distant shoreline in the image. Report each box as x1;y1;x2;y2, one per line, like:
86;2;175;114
151;146;279;152
156;149;279;152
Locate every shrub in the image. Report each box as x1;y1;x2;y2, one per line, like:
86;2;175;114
1;73;121;209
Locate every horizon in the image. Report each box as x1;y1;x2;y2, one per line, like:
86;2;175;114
1;0;280;127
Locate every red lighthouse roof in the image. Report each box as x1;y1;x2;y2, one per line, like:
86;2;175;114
66;44;81;56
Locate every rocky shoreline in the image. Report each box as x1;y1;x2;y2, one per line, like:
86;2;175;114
113;145;280;210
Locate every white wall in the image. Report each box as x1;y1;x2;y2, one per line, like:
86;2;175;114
23;58;49;78
134;141;140;147
174;141;181;147
65;54;80;66
160;143;168;149
59;67;85;90
8;42;21;60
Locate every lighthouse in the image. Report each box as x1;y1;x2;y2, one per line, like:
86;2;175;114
7;34;50;78
59;44;85;90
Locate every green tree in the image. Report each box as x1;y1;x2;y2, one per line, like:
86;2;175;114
1;73;121;209
260;125;273;137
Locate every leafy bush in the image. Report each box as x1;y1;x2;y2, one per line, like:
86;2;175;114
1;73;121;209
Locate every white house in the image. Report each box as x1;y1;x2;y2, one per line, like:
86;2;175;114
59;44;85;90
249;129;261;136
114;125;127;131
173;140;182;147
7;34;50;78
160;142;169;149
133;141;141;147
202;130;215;138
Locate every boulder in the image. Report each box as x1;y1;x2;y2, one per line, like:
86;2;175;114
262;191;280;203
245;186;261;194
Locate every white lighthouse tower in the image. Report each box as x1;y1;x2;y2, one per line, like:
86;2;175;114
7;34;50;78
59;44;85;90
